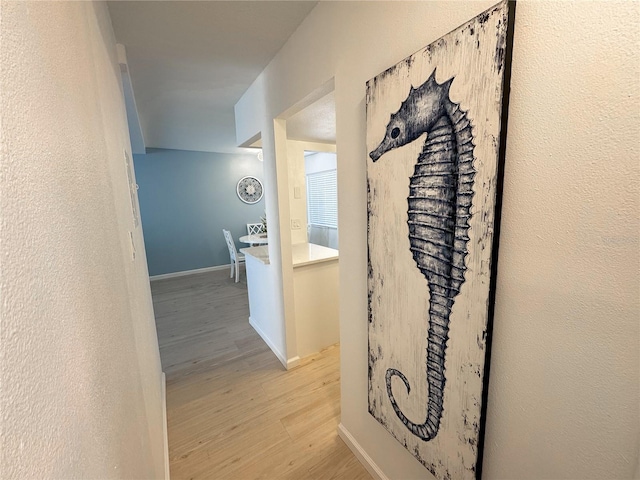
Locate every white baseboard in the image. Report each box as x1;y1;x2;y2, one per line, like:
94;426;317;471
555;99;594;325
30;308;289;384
286;355;300;369
150;264;234;281
161;372;170;480
338;423;388;480
249;316;299;370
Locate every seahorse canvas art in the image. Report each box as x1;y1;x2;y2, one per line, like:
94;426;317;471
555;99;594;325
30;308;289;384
366;2;514;479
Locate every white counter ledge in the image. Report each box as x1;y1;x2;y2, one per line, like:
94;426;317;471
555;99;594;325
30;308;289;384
240;245;270;265
292;243;338;267
240;243;338;267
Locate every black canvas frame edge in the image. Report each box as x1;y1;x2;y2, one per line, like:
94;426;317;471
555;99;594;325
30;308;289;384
475;1;517;478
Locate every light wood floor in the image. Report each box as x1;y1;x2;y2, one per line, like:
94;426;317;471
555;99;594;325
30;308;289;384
151;268;371;480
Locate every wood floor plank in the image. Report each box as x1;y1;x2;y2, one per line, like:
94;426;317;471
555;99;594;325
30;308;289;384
152;269;371;480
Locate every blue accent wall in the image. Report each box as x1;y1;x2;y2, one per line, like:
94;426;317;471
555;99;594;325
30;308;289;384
133;148;265;276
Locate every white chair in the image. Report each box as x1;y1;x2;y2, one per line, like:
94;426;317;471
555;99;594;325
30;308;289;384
246;223;265;235
223;229;245;283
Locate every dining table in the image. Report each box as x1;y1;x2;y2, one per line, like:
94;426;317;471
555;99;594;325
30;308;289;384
239;233;268;245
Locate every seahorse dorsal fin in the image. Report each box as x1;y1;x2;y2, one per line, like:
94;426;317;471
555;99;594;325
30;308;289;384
442;77;454;92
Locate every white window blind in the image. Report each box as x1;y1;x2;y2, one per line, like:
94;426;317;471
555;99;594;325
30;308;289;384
306;169;338;228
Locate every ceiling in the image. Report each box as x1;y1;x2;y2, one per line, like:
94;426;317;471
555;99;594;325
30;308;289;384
108;1;328;155
287;91;336;145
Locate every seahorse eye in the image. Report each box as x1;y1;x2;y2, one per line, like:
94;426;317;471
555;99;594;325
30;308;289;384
391;127;401;139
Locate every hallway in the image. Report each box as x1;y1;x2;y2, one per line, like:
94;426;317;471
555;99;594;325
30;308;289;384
151;270;371;479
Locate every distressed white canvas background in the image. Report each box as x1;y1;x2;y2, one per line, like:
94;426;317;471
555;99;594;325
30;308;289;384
366;2;509;479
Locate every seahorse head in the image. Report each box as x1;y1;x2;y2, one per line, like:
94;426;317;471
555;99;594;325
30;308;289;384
369;70;454;162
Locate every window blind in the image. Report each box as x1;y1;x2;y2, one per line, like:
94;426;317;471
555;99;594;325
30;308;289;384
306;169;338;228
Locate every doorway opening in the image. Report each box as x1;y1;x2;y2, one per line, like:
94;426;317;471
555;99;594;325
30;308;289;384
273;82;340;364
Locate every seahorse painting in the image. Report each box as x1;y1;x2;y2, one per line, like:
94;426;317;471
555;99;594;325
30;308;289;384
370;70;475;441
365;1;513;479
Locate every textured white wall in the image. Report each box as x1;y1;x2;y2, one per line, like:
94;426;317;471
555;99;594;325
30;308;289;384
484;2;639;477
235;1;639;479
287;140;309;245
1;2;165;478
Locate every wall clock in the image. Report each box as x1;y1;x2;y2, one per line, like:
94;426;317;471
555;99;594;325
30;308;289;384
236;176;263;204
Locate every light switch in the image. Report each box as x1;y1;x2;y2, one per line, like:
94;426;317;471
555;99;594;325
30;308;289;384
294;186;301;199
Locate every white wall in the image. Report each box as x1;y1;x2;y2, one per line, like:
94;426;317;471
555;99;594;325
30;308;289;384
287;140;309;244
245;254;288;367
1;2;165;478
235;1;639;479
293;260;340;359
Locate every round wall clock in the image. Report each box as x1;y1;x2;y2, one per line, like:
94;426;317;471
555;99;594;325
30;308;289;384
236;176;264;204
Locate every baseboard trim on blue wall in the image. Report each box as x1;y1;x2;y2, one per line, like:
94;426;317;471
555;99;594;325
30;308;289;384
337;423;388;480
149;264;234;281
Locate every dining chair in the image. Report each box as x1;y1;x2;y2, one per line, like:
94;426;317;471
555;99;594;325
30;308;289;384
222;229;245;283
246;223;265;235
